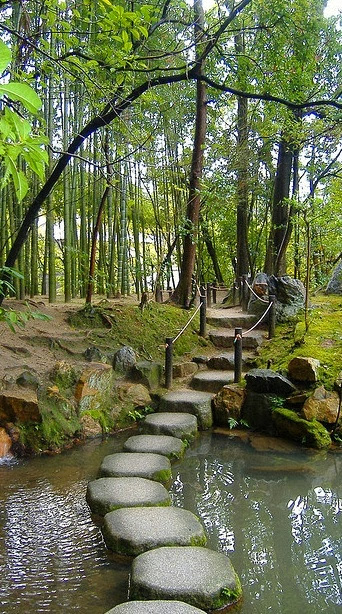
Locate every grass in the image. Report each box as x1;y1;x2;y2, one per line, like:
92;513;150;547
69;301;209;362
257;294;342;389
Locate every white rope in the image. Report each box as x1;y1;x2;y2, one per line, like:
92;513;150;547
244;278;269;303
171;302;203;345
242;301;273;336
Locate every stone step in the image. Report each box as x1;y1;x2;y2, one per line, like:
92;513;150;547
142;412;198;441
129;546;242;611
159;390;213;430
102;506;206;557
209;328;264;349
86;477;171;516
123;434;185;460
190;370;235;393
105;601;207;613
100;452;172;484
206;351;255;370
206;308;258;329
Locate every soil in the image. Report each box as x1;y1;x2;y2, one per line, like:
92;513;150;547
0;296;138;393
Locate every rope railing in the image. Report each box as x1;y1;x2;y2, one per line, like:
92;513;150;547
243;278;269;304
165;286;206;388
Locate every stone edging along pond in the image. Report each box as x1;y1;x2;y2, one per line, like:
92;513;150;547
86;408;243;614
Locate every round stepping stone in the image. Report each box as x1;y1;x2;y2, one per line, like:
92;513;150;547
102;506;207;556
159;390;213;430
130;546;242;611
86;477;171;515
105;601;206;613
142;412;198;441
100;453;172;484
123;434;185;460
191;370;235;393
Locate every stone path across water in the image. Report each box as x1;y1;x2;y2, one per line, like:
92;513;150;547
86;306;262;611
123;434;185;459
105;600;207;613
100;452;172;484
102;506;207;556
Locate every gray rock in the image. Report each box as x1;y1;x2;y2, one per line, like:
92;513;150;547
102;507;207;556
123;434;185;460
326;260;342;294
159;390;213;430
16;371;39;390
245;369;296;396
130;546;242;610
100;452;172;483
142;412;198;441
84;346;106;363
248;274;305;321
86;477;171;515
113;346;136;373
105;601;206;614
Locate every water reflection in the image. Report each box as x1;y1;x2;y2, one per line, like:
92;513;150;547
169;432;342;614
0;430;341;614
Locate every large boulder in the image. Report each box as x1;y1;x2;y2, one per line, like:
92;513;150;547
0;390;40;423
248;273;305;321
130;360;163;390
245;369;296;396
75;363;115;413
241;391;276;434
288;357;320;383
301;386;340;424
326;261;342;294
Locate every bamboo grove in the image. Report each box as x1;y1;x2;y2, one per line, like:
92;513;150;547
0;0;341;307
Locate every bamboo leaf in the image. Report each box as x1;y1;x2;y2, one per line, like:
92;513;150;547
0;40;11;73
0;83;42;113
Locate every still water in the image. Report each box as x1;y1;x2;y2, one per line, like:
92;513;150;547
0;430;341;613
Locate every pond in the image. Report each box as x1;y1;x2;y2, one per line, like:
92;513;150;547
0;430;341;613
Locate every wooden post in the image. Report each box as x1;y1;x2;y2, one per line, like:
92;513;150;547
268;295;276;339
200;289;207;337
165;337;173;389
234;327;242;383
212;279;217;304
206;282;211;308
242;274;248;311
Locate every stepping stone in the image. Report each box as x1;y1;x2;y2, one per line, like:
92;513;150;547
86;477;171;515
123;434;185;460
130;546;242;611
100;453;172;484
209;328;264;350
105;601;206;613
191;370;235;393
142;412;198;441
207;351;254;370
102;506;207;556
159;390;213;430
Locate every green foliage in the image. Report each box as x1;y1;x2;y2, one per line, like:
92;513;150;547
127;405;154;422
0;40;47;201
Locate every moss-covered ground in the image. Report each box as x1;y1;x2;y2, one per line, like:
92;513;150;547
257;294;342;389
68;301;210;362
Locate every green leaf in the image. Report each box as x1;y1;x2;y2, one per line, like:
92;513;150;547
5;155;29;200
0;40;11;74
0;83;42;113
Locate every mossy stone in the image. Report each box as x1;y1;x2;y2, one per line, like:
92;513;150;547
272;407;331;449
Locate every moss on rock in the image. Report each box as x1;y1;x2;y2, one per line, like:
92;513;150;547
272;407;331;449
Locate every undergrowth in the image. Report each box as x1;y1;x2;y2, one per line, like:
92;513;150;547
257;294;342;389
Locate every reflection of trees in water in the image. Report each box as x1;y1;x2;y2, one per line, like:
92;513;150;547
169;441;342;613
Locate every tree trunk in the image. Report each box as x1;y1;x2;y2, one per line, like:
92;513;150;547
171;0;207;307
